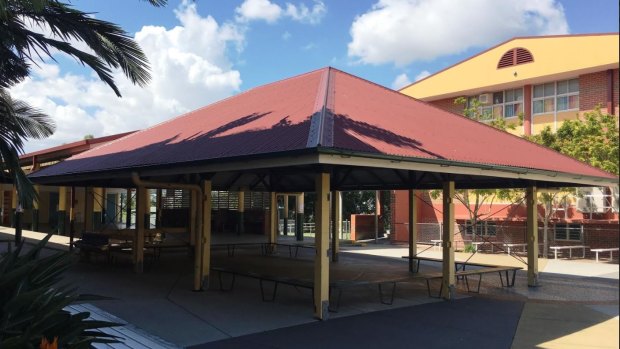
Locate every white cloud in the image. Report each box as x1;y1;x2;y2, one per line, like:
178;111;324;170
236;0;326;24
391;73;411;89
282;31;292;40
301;42;317;50
414;70;431;82
235;0;282;23
348;0;569;66
285;1;327;24
14;1;244;152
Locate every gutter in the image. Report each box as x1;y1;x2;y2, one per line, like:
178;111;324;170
131;172;202;193
316;147;619;187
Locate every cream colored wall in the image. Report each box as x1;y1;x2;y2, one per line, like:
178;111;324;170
531;110;580;134
402;34;619;100
532;113;555;134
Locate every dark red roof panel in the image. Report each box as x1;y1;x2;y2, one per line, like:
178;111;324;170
31;67;615;181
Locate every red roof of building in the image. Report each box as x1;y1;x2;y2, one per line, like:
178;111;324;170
20;131;136;166
30;67;616;184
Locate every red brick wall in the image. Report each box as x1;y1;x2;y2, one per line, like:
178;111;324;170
428;97;465;115
350;214;384;240
583;223;619;251
613;68;619;115
580;71;610;112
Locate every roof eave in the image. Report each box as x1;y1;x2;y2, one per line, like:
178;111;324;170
316;148;618;188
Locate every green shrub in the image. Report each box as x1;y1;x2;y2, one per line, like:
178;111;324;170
463;244;477;253
0;235;119;348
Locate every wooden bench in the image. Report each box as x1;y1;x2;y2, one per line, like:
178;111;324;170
0;238;13;253
590;248;618;262
549;245;588;259
212;243;267;257
402;255;500;274
270;243;315;258
423;266;523;298
74;233;112;263
212;242;315;258
211;266;398;312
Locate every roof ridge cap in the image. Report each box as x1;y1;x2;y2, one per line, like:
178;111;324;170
306;67;334;148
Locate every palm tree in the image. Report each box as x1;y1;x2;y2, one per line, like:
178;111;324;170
0;90;54;204
0;0;167;205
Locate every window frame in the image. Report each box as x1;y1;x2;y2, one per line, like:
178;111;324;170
463;220;497;237
532;78;579;115
554;223;583;241
476;88;523;120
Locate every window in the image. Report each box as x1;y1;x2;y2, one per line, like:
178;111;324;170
554;223;582;241
556;79;579;111
464;220;497;236
476;88;523;120
504;88;523;118
533;79;579;114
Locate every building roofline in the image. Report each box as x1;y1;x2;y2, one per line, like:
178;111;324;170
20;131;136;165
398;32;619;92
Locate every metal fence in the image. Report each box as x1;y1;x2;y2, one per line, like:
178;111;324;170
298;220;351;239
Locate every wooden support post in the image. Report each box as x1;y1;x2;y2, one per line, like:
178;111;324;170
193;187;203;291
190;191;197;246
408;189;418;273
84;187;93;232
283;195;289;235
32;185;40;232
296;194;304;241
69;187;76;251
237;190;245;234
314;173;330;320
441;181;455;299
155;189;162;228
0;186;4;226
125;188;132;229
144;188;151;229
13;186;22;245
92;187;103;231
526;185;539;287
10;186;17;228
374;190;379;243
134;186;146;273
331;190;341;262
269;192;277;244
58;186;67;235
200;181;212;289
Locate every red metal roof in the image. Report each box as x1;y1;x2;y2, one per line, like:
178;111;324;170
21;131;136;166
30;67;616;182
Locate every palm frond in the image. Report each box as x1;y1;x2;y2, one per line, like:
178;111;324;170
0;89;54;205
2;0;154;96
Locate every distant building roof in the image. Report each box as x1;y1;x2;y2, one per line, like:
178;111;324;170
20;132;136;168
400;33;620;101
30;67;616;189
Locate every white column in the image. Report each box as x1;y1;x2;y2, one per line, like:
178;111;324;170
441;181;455;299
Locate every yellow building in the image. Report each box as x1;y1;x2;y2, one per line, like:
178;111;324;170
400;33;619;136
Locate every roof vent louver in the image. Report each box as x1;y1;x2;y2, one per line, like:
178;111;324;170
497;47;533;69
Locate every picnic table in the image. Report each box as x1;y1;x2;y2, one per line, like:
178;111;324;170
549;245;588;259
429;239;472;250
503;243;528;254
590;248;618;262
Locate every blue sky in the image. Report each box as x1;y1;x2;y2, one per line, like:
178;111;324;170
14;0;619;152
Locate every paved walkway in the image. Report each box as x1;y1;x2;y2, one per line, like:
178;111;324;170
1;227;618;348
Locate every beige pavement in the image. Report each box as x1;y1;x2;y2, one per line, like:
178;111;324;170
1;227;618;348
512;302;619;349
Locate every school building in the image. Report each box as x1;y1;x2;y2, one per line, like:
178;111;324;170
392;33;619;253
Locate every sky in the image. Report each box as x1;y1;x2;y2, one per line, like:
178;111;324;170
13;0;619;153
